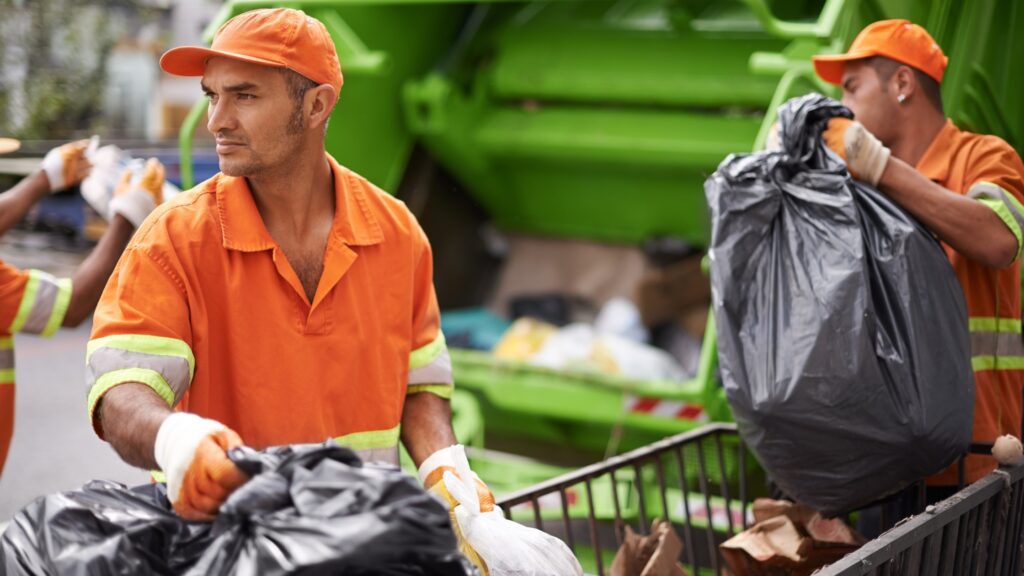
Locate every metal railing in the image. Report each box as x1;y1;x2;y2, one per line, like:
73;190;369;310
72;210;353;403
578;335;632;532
497;423;751;575
496;424;1024;576
820;455;1024;575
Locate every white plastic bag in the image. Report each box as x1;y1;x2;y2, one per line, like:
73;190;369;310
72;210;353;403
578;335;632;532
443;447;583;576
81;139;180;217
530;323;686;382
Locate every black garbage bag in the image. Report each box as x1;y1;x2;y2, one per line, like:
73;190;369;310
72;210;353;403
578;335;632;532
704;93;973;516
1;443;476;575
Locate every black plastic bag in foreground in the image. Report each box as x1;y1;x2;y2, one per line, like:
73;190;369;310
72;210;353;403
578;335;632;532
704;93;973;516
1;443;475;575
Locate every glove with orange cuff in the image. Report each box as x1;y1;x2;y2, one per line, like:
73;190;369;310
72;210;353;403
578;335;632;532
109;158;165;228
41;139;93;193
822;117;891;186
154;413;249;522
419;445;495;573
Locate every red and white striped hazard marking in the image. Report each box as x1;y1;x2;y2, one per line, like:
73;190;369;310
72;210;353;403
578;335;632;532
625;395;709;422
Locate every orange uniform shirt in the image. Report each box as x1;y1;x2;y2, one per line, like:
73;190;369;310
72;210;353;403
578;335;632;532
918;120;1024;484
87;155;452;465
0;261;72;477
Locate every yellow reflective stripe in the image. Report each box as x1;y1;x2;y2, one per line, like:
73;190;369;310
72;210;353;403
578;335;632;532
87;334;195;380
86;367;175;421
972;356;1024;372
9;272;39;333
0;337;13;350
969;317;1023;334
150;470;166;483
407;384;453;399
41;278;72;337
0;368;13;384
979;198;1023;261
409;332;446;370
334;424;401;451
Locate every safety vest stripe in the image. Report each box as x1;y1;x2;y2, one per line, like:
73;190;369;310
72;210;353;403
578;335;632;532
0;368;13;385
87;334;195;378
970;330;1024;358
9;272;39;333
407;384;454;399
11;271;69;336
969;317;1022;334
408;347;453;387
87;367;176;422
970;182;1024;260
41;278;72;337
86;347;192;409
333;424;400;452
972;355;1024;372
409;332;447;370
0;348;14;371
0;337;13;350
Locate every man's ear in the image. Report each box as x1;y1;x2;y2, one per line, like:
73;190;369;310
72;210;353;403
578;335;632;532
893;65;916;102
306;84;338;131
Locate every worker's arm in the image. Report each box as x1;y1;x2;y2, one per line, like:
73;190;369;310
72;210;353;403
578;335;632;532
97;382;169;469
825;118;1020;268
64;158;167;326
401;392;457;467
62;215;135;326
0;171;51;236
877;158;1018;268
0;140;93;236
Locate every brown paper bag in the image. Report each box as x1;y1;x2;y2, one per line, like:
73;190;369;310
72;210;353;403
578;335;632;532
611;519;688;576
719;499;863;576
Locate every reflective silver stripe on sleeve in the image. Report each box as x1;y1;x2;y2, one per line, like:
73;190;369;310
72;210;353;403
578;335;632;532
86;347;192;406
353;446;400;466
971;330;1024;358
969;182;1024;229
408;348;453;386
20;272;60;335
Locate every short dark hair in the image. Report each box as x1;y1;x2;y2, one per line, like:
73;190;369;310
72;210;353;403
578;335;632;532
277;68;320;133
867;56;943;112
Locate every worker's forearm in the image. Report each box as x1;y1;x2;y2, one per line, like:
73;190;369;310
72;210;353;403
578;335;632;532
878;158;1018;267
0;171;51;236
97;383;171;470
64;215;135;326
401;392;456;468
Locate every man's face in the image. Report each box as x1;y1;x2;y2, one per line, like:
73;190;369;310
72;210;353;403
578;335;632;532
202;57;303;178
839;60;899;146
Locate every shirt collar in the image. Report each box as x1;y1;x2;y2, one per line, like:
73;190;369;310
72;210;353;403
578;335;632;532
217;153;384;252
915;119;961;183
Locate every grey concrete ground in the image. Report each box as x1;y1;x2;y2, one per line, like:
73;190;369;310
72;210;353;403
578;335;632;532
0;231;149;525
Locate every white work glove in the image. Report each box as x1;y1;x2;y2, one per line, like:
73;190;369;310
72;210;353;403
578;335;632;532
823;117;892;186
108;158;165;228
41;139;93;192
154;412;248;521
419;445;495;573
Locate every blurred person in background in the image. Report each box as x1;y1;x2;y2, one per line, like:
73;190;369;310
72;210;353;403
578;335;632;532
0;137;165;477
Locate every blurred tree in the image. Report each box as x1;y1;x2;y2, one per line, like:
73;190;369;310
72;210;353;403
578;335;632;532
0;0;119;140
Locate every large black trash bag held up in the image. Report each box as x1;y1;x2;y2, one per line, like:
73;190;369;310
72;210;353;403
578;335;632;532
704;93;973;517
1;442;476;576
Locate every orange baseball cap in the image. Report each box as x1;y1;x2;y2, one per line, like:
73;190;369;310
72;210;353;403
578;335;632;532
160;8;343;92
813;19;948;86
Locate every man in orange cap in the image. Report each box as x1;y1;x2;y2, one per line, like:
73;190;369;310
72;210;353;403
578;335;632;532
87;8;493;556
812;20;1024;488
0;139;165;477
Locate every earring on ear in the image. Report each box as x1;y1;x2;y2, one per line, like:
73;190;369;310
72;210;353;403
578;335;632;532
897;94;907;103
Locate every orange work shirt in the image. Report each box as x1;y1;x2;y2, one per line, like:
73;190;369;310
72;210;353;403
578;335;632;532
918;120;1024;484
0;261;72;477
87;154;452;465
